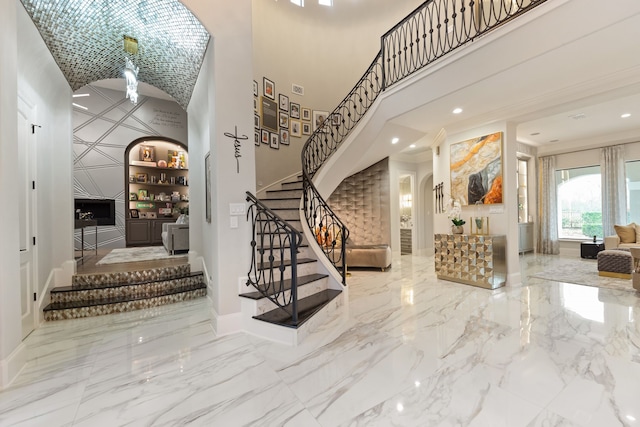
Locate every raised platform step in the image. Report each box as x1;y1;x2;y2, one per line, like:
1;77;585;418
44;266;207;321
252;289;342;328
239;273;328;300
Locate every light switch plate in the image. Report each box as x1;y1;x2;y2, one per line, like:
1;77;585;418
229;203;246;216
230;216;238;228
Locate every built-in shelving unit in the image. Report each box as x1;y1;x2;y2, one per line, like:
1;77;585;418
125;138;189;247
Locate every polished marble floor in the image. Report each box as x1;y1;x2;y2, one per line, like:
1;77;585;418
1;251;640;426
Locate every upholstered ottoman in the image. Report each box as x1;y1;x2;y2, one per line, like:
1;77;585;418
597;249;633;279
346;244;392;271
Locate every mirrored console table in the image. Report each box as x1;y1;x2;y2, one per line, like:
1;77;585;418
434;233;506;289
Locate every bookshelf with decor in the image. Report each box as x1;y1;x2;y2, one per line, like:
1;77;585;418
124;138;189;246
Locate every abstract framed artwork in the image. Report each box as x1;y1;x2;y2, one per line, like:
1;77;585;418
450;131;503;206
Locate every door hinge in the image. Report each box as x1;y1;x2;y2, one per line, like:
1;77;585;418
33;292;37;302
33;236;36;245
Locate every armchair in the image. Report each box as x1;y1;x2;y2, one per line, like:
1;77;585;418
162;222;189;254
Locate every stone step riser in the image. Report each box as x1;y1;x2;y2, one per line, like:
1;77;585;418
265;189;303;199
51;275;205;304
44;289;207;321
254;260;317;281
280;182;303;190
72;264;192;289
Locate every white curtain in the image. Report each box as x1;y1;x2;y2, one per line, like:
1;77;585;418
537;155;559;254
601;145;626;236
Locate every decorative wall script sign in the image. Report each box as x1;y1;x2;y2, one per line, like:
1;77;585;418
224;126;248;174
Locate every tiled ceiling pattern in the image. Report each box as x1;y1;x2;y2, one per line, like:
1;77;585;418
20;0;210;110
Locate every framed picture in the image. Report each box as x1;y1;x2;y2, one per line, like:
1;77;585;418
205;152;211;223
255;131;260;146
253;80;258;96
279;93;289;111
279;111;289;129
130;209;139;218
263;77;275;100
253;98;257;112
129;192;138;201
270;132;279;149
280;128;290;145
137;189;148;199
290;119;301;137
136;173;148;183
290;102;300;119
302;122;311;135
261;97;278;131
313;110;329;132
302;107;311;121
261;129;269;144
254;113;260;129
147;212;157;219
139;145;155;162
331;113;341;127
450;131;503;206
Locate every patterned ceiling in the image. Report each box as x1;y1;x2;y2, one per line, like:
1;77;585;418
20;0;210;110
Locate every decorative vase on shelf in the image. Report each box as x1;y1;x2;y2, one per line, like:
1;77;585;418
452;225;464;234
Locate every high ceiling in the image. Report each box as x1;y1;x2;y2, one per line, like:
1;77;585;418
20;0;210;110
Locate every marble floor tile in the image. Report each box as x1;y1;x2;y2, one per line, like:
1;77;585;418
2;252;640;426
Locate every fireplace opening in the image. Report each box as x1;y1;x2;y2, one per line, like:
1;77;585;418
74;199;116;226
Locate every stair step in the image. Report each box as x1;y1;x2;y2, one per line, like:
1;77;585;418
256;257;316;271
252;289;342;329
239;273;328;300
280;181;303;190
265;189;303;199
71;264;192;289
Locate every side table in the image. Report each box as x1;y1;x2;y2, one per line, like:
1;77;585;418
75;219;98;263
580;240;604;259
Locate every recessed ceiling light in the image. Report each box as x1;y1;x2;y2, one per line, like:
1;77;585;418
569;112;586;120
72;103;88;110
621;113;631;118
452;108;463;114
72;93;90;98
549;139;559;143
410;144;416;148
391;137;399;144
530;132;540;136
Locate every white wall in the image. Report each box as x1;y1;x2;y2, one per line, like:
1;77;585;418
251;0;424;190
184;0;256;335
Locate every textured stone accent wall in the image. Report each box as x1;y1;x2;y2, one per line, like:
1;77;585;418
327;158;390;246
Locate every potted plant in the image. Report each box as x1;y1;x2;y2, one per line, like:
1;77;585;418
447;199;466;234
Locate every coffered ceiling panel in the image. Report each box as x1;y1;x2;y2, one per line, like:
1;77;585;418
20;0;210;110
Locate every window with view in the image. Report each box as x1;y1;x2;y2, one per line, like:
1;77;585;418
556;166;602;239
626;160;640;224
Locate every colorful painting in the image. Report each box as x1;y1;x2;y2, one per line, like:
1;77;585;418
450;132;503;206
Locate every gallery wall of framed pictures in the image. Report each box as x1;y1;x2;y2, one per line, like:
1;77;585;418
253;76;331;151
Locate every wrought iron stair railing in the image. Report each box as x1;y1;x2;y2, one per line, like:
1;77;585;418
246;192;303;323
300;0;546;283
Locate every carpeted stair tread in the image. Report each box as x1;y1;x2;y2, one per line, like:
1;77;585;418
44;282;206;311
239;273;328;300
252;289;342;328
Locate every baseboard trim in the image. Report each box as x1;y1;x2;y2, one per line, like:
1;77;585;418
507;272;522;287
212;310;242;336
0;342;26;390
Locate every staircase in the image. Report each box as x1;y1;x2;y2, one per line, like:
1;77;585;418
241;176;344;345
43;264;207;321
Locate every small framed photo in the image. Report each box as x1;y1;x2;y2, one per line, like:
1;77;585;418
270;132;279;149
302;107;311;121
129;192;138;201
331;113;341;127
302;122;311;135
253;97;258;111
313;110;329;132
136;173;148;183
139;212;148;219
253;80;258;97
279;111;289;129
138;189;148;199
255;131;260;146
280;128;290;145
263;77;275;99
290;119;301;137
261;129;269;144
147;212;157;219
279;93;289;111
139;145;155;162
254;113;260;129
130;209;139;218
290;102;300;119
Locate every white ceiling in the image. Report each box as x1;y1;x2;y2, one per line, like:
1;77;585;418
383;0;640;163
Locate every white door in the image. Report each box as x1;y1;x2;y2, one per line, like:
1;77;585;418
18;97;37;339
